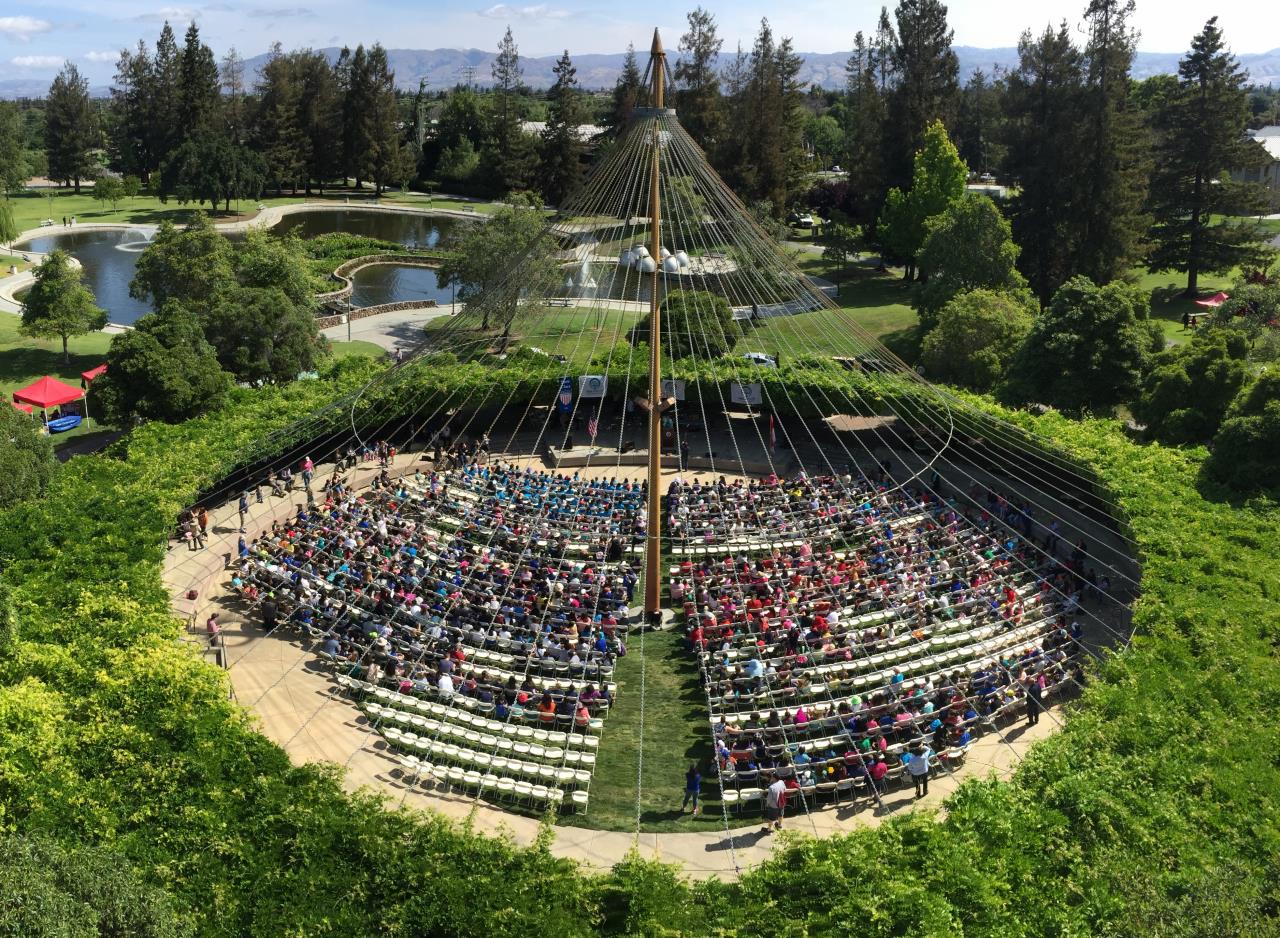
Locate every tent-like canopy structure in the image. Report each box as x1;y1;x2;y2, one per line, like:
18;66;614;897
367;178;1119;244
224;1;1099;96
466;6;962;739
81;364;107;383
1194;291;1230;308
10;401;33;415
13;375;84;410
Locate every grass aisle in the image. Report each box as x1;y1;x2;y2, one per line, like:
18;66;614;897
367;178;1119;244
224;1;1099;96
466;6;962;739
561;628;751;834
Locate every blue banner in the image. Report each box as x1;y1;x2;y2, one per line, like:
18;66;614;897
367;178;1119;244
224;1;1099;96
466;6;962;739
556;377;573;413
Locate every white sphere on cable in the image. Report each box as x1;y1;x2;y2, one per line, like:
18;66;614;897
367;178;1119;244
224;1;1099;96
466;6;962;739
619;249;634;266
633;245;650;259
659;246;672;260
674;250;690;267
638;255;657;273
662;255;681;273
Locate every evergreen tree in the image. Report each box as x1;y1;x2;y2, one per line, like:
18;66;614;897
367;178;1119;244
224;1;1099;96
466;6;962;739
178;22;220;133
675;8;724;150
360;45;401;194
1076;0;1151;284
220;47;248;143
255;45;309;194
484;27;538;194
540;51;584;207
885;0;959;191
732;20;806;212
715;42;751;191
1148;17;1274;295
337;45;370;188
956;69;1003;176
296;50;343;193
150;23;182;169
841;32;888;225
45;62;98;193
1002;23;1087;306
609;44;643;131
109;42;155;181
0;103;29;193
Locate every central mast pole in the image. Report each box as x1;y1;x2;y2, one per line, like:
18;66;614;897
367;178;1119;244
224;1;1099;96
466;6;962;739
643;28;665;617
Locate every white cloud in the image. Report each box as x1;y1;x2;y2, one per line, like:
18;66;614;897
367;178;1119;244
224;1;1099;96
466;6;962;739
84;50;118;62
0;15;53;41
478;4;569;20
135;7;199;23
11;55;64;68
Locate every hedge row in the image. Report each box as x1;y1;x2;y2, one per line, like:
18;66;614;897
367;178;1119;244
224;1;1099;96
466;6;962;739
0;358;1277;935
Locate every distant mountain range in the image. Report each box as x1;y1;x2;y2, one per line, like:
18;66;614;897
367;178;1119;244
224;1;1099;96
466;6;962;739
3;44;1278;99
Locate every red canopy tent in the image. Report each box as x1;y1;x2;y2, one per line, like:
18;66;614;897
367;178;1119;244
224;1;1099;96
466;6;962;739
10;401;33;415
81;364;107;383
13;375;84;410
1194;291;1230;308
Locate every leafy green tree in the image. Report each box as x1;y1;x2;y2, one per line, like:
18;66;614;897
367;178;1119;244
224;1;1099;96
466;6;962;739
634;288;738;359
1002;23;1087;306
94;176;125;211
1209;279;1280;359
956;69;1003;175
540;50;584;207
1133;328;1250;444
0;197;17;249
920;288;1034;390
202;286;327;384
122;174;141;198
1148;17;1274;296
255;44;309;194
885;0;959;191
1075;0;1151;286
819;218;862;272
158;131;265;211
877;119;967;277
130;215;236;312
1000;275;1155;414
93;302;232;424
0;401;57;509
20;250;108;363
1209;370;1280;490
0;835;190;938
45;62;98;192
437;197;551;330
915;194;1029;330
675;8;724;149
427;87;486;181
234;230;316;310
436;138;481;185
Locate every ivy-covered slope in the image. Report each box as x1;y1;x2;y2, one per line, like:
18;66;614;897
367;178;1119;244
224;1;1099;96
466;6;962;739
0;362;1277;936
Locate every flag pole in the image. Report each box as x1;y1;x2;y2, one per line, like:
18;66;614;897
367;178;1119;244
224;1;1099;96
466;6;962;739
643;28;666;618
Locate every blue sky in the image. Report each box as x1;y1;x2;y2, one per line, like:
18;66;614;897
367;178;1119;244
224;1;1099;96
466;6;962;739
2;0;1275;83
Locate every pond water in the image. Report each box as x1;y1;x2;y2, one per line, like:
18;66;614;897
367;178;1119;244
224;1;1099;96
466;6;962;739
272;209;458;247
16;210;463;325
350;264;453;309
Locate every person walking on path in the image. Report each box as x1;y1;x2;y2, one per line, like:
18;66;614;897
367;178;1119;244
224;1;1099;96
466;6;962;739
238;491;249;533
197;506;210;537
763;775;787;832
908;743;933;798
682;764;702;815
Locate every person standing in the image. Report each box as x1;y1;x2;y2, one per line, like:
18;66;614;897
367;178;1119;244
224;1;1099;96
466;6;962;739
238;491;249;533
197;506;210;537
682;764;702;815
908;744;933;798
680;438;690;469
262;596;279;632
763;775;787;832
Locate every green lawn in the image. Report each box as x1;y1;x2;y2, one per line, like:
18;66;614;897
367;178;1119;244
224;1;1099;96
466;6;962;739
1129;266;1237;347
1;254;33;274
328;340;386;360
560;628;748;833
9;188;504;236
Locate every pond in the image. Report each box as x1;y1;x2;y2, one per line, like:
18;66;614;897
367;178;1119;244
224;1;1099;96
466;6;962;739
271;209;458;248
16;209;464;325
350;264;453;309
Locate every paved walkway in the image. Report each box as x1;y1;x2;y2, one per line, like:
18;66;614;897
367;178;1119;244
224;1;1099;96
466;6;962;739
161;450;1071;879
323;305;454;351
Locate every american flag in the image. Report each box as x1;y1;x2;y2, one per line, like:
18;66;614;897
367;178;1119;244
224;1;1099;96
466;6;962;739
587;415;599;440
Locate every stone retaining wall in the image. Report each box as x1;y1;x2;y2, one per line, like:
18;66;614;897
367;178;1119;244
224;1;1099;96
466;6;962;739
316;299;440;330
315;254;443;302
